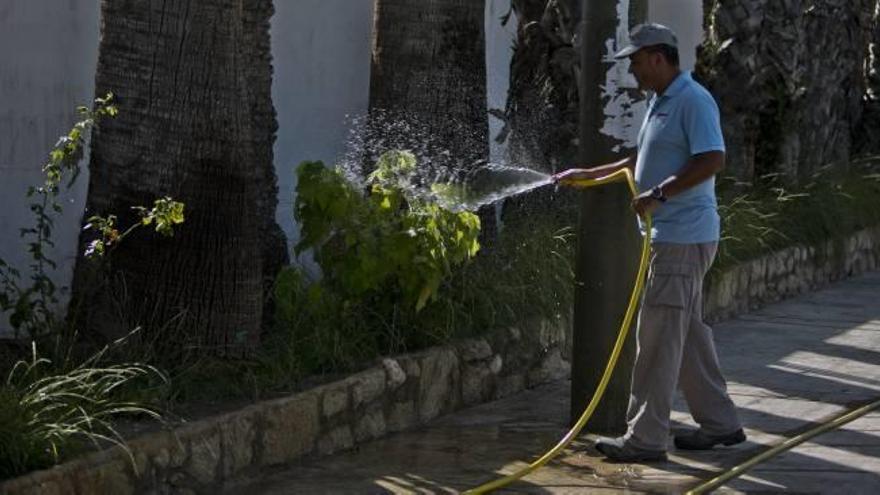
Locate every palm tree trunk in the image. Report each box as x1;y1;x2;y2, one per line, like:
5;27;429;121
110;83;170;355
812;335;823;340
71;0;287;356
368;0;489;178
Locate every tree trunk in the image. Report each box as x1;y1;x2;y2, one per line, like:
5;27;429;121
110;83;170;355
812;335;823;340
570;0;645;434
368;0;488;179
696;0;872;184
71;0;287;356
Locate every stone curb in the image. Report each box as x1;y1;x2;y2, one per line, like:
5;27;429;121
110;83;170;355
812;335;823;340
0;321;570;495
704;225;880;321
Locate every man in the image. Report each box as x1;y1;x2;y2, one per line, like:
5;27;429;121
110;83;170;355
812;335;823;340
553;23;745;462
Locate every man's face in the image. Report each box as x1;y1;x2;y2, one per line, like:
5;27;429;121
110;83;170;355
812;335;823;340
628;48;656;92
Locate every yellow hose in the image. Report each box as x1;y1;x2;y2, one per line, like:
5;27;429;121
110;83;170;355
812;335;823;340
464;168;652;494
685;396;880;494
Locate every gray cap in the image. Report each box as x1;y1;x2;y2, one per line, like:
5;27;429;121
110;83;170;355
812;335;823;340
613;23;678;59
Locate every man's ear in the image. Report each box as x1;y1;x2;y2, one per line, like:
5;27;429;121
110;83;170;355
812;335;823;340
649;50;664;67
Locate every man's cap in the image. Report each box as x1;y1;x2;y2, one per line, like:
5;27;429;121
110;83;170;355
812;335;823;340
613;23;678;59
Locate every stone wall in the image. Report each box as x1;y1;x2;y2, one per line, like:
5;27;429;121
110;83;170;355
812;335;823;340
697;0;876;183
0;318;570;495
704;225;880;321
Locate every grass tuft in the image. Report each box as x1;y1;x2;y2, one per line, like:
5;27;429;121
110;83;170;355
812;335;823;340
0;340;165;479
715;160;880;272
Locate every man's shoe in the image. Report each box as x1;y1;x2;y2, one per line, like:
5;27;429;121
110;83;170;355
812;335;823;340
594;437;667;463
674;428;746;450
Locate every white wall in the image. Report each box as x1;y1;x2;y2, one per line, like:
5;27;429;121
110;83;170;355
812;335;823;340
648;0;704;71
601;0;648;152
486;0;517;164
599;0;705;151
0;1;100;335
270;0;374;254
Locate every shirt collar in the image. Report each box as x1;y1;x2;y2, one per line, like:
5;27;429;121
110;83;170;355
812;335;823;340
658;70;690;98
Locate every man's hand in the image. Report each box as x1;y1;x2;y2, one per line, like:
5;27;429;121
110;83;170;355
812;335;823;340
552;156;636;186
551;167;607;184
632;190;661;217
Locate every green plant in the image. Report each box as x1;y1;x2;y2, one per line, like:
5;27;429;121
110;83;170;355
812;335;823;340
270;158;576;378
0;95;185;341
0;97;185;478
0;341;165;479
272;151;481;373
293;150;481;311
0;95;117;339
416;209;575;343
84;197;185;259
169;207;575;403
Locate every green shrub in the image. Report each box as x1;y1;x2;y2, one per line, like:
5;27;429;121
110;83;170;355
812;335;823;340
415;207;575;342
273;151;481;372
293;151;481;310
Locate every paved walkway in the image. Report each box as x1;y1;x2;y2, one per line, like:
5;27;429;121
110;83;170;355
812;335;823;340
227;271;880;494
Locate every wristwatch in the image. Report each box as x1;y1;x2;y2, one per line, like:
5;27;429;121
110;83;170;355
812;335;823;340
649;186;667;203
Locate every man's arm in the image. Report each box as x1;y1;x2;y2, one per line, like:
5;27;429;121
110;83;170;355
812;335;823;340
656;150;724;198
632;150;724;216
552;154;636;183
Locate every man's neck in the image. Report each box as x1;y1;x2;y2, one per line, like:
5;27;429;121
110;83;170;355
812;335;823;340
655;69;683;96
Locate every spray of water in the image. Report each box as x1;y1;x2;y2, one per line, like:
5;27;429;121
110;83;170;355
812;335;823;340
433;162;553;212
334;110;554;213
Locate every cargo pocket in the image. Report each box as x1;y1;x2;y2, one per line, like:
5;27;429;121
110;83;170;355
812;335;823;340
645;262;694;310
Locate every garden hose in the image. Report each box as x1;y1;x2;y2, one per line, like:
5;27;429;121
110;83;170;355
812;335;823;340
464;167;652;494
685;396;880;495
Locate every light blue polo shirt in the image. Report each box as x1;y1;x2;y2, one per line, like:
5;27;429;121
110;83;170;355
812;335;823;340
635;71;724;244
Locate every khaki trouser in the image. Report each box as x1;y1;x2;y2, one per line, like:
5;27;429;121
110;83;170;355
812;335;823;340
624;242;741;451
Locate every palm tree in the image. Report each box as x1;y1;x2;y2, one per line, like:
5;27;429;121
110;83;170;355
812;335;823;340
71;0;287;356
368;0;489;179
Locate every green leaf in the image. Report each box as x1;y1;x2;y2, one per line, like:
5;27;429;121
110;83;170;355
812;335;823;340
415;285;433;312
49;149;64;165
